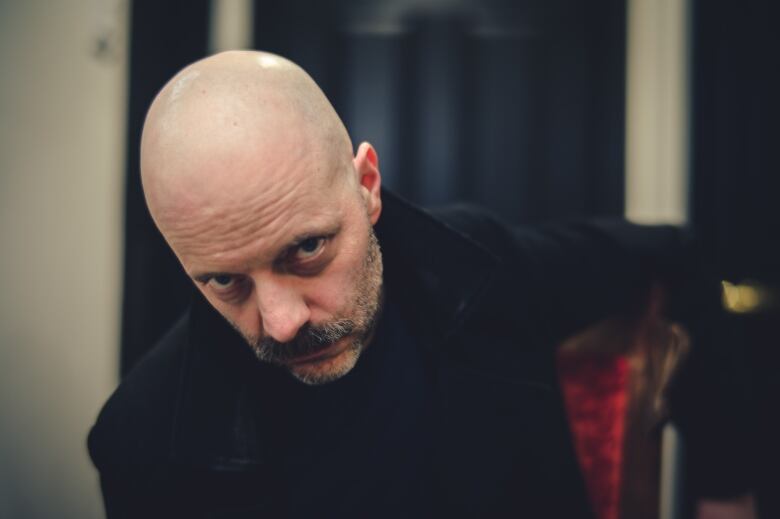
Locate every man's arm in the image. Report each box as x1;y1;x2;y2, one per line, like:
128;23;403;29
504;219;700;345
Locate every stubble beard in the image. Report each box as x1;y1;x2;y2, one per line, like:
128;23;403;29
234;227;384;385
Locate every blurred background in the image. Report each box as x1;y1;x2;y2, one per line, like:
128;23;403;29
0;0;777;517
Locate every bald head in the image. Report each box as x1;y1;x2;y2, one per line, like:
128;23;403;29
140;50;354;235
137;51;385;385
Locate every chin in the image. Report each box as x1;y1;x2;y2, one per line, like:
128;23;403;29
288;341;363;386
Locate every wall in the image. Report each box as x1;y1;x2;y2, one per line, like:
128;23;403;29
0;0;126;517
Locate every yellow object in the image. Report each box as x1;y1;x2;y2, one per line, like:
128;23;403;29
721;281;771;314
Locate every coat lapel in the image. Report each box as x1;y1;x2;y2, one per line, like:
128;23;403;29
431;355;594;517
378;192;593;516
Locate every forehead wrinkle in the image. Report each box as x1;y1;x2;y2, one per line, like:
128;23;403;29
168;174;339;272
177;210;338;276
160;135;301;245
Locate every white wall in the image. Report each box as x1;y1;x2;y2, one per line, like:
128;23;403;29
625;0;691;226
0;0;126;517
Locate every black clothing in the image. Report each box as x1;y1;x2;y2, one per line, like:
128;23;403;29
88;191;749;518
251;289;435;517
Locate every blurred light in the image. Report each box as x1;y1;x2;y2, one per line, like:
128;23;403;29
721;280;772;314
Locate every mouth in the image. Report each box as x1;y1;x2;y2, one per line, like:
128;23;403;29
287;337;349;366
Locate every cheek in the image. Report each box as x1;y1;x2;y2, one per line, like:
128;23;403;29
305;250;366;320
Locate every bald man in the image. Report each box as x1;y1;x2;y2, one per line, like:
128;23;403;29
139;52;383;387
88;51;752;518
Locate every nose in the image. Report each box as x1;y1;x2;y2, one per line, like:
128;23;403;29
254;275;311;343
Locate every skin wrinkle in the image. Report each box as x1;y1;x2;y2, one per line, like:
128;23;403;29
168;184;302;259
153;133;293;235
186;147;348;267
161;140;328;257
154;120;347;262
140;50;384;385
168;173;342;268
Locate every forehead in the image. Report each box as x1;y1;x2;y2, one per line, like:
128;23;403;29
161;146;352;272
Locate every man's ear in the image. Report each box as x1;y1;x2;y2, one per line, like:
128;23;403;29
353;142;382;225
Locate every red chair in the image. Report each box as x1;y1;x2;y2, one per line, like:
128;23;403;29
557;284;690;519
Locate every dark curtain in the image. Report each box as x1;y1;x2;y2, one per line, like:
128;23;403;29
691;0;780;515
254;0;626;224
120;0;211;375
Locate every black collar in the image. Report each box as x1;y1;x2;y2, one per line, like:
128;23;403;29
374;190;500;344
170;189;500;469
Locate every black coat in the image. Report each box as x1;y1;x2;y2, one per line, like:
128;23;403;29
88;191;748;518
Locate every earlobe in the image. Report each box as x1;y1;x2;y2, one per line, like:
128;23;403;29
353;142;382;225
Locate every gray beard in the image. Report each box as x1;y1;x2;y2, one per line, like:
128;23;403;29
233;226;384;385
250;319;354;365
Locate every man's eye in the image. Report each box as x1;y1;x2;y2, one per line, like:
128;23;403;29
292;237;325;261
207;274;236;291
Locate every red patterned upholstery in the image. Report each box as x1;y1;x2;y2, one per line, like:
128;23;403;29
555;285;689;519
558;354;629;519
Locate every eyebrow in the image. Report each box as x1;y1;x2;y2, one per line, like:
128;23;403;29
191;223;342;282
287;223;341;248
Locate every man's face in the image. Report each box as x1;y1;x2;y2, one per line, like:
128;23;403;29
163;152;383;385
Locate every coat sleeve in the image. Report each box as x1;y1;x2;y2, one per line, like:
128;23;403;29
504;219;699;344
88;422;181;519
97;471;172;519
96;467;285;519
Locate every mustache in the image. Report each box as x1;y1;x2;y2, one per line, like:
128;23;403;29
251;319;355;363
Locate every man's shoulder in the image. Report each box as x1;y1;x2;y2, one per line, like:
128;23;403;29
423;202;650;260
429;202;510;247
88;314;191;473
